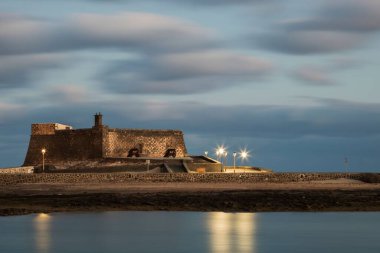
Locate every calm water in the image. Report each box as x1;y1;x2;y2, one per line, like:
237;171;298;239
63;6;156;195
0;212;379;253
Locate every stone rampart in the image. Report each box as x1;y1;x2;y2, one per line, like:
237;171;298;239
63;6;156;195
23;116;188;166
23;128;103;166
104;128;187;158
0;172;368;186
0;167;34;174
186;163;222;172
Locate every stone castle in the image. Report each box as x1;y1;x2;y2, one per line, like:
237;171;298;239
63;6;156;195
23;113;188;166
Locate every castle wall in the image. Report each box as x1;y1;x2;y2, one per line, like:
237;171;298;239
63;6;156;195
104;129;187;158
23;116;188;165
23;128;103;166
31;123;72;135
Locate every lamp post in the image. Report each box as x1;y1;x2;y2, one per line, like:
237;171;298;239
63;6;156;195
233;152;237;173
223;151;228;172
41;148;46;173
216;146;225;172
344;157;349;175
204;151;208;157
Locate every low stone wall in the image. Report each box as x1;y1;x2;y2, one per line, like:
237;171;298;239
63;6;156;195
0;167;34;174
0;172;369;186
187;163;222;172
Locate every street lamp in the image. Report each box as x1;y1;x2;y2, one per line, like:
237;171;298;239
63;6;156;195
344;157;349;175
204;151;208;157
216;146;225;160
239;149;249;173
223;151;228;172
215;146;226;172
41;148;46;173
233;152;237;173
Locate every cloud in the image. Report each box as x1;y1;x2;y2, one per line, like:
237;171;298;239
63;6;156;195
0;102;26;124
125;99;380;139
0;53;66;89
256;0;380;54
89;0;271;5
328;57;368;71
0;12;216;55
47;85;88;104
291;57;367;86
164;0;270;5
102;50;272;94
293;66;334;86
0;12;225;91
258;31;363;54
290;0;380;32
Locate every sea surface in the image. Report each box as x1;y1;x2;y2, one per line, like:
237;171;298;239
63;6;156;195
0;212;379;253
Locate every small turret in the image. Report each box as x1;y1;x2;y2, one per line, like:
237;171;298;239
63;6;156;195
94;112;103;128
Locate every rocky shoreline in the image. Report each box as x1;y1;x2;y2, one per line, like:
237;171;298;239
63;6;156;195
1;182;380;216
1;172;379;216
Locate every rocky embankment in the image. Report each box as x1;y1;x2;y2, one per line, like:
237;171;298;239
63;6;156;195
0;172;379;216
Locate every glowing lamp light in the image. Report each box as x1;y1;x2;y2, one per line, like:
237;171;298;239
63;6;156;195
216;146;225;156
239;149;249;160
41;148;46;173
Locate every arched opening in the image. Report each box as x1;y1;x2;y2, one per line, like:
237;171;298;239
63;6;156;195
128;148;140;157
164;148;176;158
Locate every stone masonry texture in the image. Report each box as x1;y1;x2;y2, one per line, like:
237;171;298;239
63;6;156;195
0;172;369;186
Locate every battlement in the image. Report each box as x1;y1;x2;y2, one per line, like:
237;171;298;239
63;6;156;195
31;123;73;135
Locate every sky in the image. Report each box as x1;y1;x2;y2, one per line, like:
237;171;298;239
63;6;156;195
0;0;379;171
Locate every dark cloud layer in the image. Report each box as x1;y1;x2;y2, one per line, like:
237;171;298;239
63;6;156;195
0;54;65;89
0;12;273;94
90;0;270;5
1;98;380;170
0;12;216;56
102;50;272;94
257;0;380;54
0;12;228;91
295;0;380;32
258;31;363;54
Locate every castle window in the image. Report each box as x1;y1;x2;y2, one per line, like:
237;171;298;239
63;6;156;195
164;149;176;158
128;148;140;157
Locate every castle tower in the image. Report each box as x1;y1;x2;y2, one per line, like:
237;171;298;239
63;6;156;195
94;112;103;128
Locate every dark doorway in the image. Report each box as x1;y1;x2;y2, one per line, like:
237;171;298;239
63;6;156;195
128;148;140;157
164;149;176;158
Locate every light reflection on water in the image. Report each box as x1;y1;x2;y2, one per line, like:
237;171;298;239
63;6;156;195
0;211;379;253
34;213;51;253
208;213;256;253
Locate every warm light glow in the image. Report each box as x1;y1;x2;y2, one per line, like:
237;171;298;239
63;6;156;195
239;149;250;160
208;212;257;253
34;213;51;253
215;146;226;156
41;148;46;154
236;213;255;253
38;213;50;219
